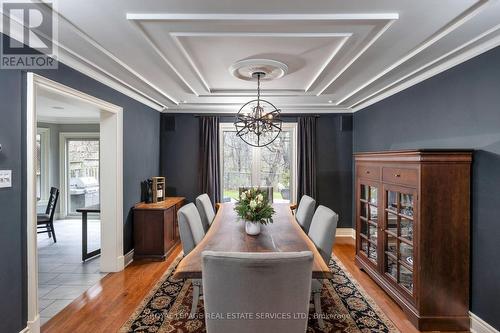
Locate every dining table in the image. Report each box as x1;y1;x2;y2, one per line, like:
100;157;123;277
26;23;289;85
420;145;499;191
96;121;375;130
173;202;333;280
76;204;101;262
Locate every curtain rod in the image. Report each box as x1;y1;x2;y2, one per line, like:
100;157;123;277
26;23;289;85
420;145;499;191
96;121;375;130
193;114;321;118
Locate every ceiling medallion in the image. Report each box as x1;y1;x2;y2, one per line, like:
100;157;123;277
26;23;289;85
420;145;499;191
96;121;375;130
232;59;286;147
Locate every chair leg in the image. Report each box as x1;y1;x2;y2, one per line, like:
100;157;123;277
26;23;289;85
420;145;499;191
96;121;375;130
190;283;200;318
47;224;52;238
50;221;57;243
313;291;325;329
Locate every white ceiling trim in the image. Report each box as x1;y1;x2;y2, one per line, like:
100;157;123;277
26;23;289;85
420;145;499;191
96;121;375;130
352;29;500;112
316;18;397;95
47;4;179;106
169;32;352;94
350;23;500;110
336;0;490;105
126;13;400;21
0;11;169;111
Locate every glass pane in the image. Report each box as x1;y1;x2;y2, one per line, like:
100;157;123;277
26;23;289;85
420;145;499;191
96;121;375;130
386;234;397;257
370;186;378;205
400;217;414;242
369;205;378;223
360;203;369;219
399;265;413;293
368;224;377;242
222;131;253;202
387;190;398;212
387;212;398;234
360;219;368;237
68;139;100;214
386;256;397;280
368;244;378;262
360;184;369;201
399;243;414;267
400;193;414;217
259;130;292;203
360;238;368;255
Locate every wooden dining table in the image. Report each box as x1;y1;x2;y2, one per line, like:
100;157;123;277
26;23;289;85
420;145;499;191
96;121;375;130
173;202;333;280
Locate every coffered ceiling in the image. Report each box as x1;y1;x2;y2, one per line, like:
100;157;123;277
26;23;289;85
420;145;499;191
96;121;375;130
3;0;500;113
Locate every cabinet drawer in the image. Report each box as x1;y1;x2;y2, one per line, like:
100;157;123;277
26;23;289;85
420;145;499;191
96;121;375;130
382;167;418;186
357;165;380;180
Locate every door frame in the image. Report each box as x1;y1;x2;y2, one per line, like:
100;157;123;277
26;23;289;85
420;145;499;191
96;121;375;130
26;73;124;332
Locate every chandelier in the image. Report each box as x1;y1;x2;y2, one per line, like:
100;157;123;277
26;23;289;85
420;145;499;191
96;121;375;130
234;72;282;147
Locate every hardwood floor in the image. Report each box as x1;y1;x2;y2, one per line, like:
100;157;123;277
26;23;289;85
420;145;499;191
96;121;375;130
43;239;426;333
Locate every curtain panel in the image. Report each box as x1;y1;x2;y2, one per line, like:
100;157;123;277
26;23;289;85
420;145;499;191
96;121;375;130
198;116;221;205
297;116;317;201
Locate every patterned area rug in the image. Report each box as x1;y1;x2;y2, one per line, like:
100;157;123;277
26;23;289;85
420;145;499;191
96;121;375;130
120;254;399;333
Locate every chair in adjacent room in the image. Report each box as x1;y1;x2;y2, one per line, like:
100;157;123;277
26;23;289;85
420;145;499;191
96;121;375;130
202;251;313;333
307;205;339;329
291;195;316;233
195;193;215;233
37;187;60;243
177;203;207;317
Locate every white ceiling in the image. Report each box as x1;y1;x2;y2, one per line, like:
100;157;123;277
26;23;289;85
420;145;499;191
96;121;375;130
36;86;101;124
4;0;500;113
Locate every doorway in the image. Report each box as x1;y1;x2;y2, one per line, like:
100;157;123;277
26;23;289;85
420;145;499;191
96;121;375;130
26;73;124;331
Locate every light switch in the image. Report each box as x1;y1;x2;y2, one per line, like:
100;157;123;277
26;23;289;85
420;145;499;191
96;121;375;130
0;170;12;188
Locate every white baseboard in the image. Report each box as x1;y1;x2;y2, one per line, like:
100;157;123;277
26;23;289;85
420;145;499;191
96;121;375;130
22;314;40;333
336;228;356;239
471;312;499;333
125;249;134;267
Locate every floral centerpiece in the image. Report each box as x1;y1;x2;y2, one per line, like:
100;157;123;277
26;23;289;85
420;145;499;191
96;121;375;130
234;188;275;235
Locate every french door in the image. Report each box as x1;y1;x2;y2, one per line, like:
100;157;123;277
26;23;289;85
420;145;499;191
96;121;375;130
220;123;297;203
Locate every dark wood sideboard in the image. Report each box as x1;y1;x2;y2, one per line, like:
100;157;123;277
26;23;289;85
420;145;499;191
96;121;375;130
133;197;185;260
354;150;472;331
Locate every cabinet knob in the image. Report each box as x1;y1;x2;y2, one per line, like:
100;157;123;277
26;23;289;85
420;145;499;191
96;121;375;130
366;170;370;174
395;174;401;178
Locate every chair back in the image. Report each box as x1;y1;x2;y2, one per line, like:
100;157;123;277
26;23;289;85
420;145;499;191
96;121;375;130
45;187;60;219
202;251;313;333
238;186;273;203
177;203;206;255
295;195;316;233
308;205;339;264
195;193;215;232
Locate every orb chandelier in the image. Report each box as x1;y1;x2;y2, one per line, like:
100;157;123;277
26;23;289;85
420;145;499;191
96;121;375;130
234;72;282;147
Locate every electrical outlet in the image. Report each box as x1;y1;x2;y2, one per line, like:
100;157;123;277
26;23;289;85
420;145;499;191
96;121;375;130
0;170;12;188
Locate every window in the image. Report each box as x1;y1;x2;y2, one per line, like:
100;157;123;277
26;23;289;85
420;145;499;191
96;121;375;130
220;123;297;203
36;128;50;202
60;132;100;216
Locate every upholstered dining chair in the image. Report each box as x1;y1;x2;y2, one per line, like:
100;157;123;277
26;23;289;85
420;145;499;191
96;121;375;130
307;205;339;329
195;193;215;233
202;251;313;333
292;195;316;233
37;187;59;242
177;203;206;317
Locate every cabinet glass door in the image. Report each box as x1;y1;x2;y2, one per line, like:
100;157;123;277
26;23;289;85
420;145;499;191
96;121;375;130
359;184;379;266
384;188;415;295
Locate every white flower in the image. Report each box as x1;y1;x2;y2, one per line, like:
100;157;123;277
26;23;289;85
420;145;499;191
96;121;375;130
240;192;247;200
256;194;263;202
249;200;257;209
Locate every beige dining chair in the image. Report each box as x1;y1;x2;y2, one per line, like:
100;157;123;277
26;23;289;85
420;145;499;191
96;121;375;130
202;251;313;333
177;203;206;317
307;205;339;329
293;195;316;233
195;193;215;232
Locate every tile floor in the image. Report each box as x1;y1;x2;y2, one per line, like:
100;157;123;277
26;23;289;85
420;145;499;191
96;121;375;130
38;218;107;325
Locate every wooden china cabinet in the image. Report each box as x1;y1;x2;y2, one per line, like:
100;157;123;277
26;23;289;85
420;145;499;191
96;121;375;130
354;150;472;331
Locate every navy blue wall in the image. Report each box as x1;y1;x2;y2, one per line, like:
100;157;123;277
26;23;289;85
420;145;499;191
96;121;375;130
0;46;160;331
353;46;500;330
160;113;353;228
